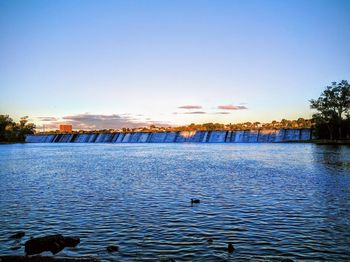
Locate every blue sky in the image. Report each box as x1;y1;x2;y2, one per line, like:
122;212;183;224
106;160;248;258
1;0;349;129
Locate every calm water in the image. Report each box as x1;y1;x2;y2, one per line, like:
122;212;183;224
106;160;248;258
0;143;350;261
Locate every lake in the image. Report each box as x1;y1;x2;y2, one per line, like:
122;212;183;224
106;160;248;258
0;143;350;261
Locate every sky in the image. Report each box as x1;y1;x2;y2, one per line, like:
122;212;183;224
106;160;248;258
1;0;349;130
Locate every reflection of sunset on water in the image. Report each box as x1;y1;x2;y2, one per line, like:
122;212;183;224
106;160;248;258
179;131;197;138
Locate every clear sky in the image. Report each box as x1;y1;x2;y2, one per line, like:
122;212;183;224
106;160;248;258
1;0;349;130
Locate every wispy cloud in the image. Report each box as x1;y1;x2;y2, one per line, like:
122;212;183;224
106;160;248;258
36;113;168;130
37;117;59;121
213;112;231;114
173;111;208;115
217;105;248;110
174;111;235;115
173;111;207;115
178;105;202;109
184;111;206;114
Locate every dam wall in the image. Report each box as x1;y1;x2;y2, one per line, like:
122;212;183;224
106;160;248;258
25;129;312;143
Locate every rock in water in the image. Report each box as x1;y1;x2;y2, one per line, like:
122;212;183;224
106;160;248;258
281;259;294;262
63;236;80;247
227;242;235;253
106;245;119;252
9;231;25;239
25;234;80;255
25;234;65;255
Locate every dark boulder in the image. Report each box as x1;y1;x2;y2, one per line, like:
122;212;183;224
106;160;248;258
63;236;80;247
25;234;65;255
25;234;80;255
9;231;25;239
106;245;119;253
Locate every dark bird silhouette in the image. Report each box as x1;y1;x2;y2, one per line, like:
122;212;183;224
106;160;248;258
228;242;235;253
191;199;200;204
107;245;119;252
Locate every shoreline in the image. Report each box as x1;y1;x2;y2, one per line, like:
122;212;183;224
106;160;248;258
312;139;350;145
0;141;25;144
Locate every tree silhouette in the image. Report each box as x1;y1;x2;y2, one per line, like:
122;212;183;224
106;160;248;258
0;115;36;142
310;80;350;140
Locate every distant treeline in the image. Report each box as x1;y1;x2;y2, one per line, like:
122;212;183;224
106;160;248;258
0;115;36;142
168;118;313;132
37;118;313;135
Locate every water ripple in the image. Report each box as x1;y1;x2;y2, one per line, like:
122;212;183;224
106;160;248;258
0;143;350;261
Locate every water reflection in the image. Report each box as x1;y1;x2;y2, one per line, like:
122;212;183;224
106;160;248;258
313;145;350;171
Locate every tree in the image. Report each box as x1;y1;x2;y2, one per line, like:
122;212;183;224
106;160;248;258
310;80;350;140
0;115;35;142
0;115;15;142
17;116;36;141
296;118;306;128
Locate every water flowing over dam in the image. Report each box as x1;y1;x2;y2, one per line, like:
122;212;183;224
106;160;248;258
25;129;312;143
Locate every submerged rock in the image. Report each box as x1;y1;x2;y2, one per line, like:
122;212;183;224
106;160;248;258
9;231;25;239
281;259;294;262
106;245;119;252
25;234;80;255
227;242;235;253
10;244;21;250
207;238;213;244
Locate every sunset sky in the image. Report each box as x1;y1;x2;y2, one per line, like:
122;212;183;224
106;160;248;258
1;0;349;130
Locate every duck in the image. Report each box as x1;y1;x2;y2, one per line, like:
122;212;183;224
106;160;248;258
228;242;235;253
191;199;200;204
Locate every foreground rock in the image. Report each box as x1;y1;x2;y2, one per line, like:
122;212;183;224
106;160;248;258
0;256;99;262
25;235;80;255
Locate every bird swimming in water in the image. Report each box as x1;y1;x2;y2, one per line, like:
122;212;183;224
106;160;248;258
228;242;235;253
191;199;200;204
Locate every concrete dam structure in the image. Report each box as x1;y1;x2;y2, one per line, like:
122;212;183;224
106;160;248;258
25;129;312;143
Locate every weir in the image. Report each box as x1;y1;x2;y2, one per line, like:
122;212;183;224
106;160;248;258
25;129;312;143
